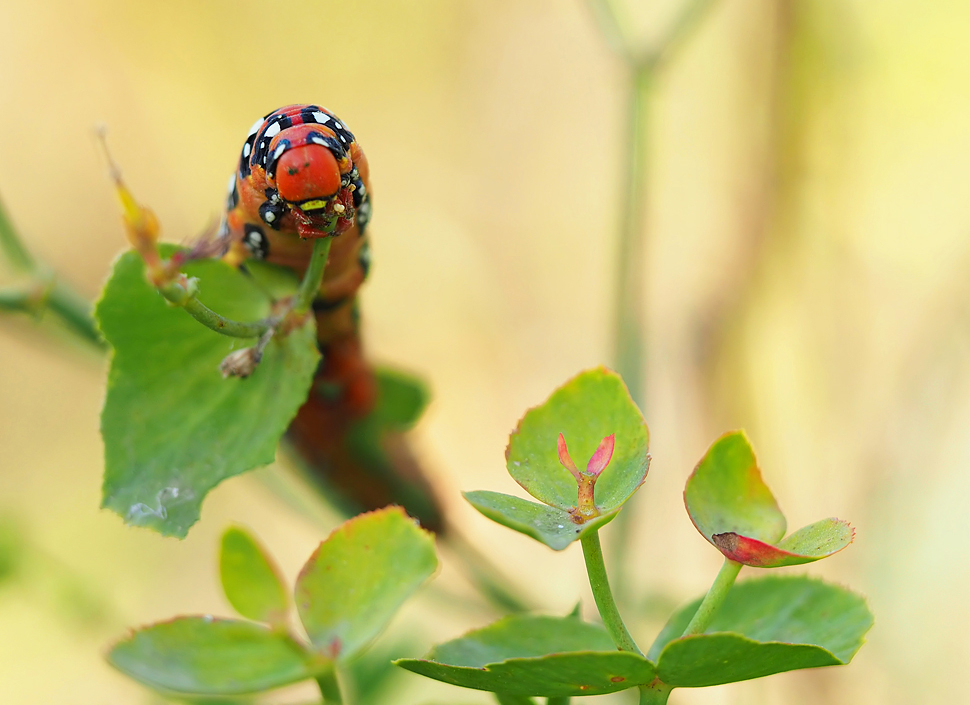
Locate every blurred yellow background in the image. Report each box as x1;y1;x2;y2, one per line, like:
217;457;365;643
2;0;969;703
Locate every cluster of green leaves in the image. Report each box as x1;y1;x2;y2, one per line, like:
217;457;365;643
109;507;437;698
399;368;873;703
96;251;872;704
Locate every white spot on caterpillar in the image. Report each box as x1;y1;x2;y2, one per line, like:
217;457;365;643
264;121;281;138
248;118;264;136
242;142;251;158
271;143;286;161
312;111;329;123
264;211;276;222
226;174;235;193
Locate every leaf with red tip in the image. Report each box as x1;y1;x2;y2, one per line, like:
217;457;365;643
295;507;437;661
505;368;649;514
586;435;615;477
557;433;581;481
685;432;853;567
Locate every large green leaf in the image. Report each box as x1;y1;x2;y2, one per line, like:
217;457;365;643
295;507;437;660
506;368;649;513
97;247;320;537
219;526;288;624
463;490;619;551
647;576;873;687
396;614;655;697
685;432;853;567
108;616;322;695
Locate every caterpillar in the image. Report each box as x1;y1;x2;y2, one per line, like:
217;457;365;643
219;104;444;531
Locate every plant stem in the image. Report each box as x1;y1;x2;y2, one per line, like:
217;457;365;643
547;697;571;705
611;64;652;411
0;197;106;348
316;669;343;704
154;236;331;340
596;0;721;610
606;64;653;605
580;531;642;655
0;196;34;272
46;280;106;346
156;277;272;338
294;237;332;314
638;682;673;704
0;287;33;312
682;558;742;636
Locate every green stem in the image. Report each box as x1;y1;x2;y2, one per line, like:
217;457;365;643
638;682;673;704
0;286;33;312
606;65;652;604
154;236;332;340
547;697;570;705
580;531;642;655
599;0;721;610
316;669;343;704
0;196;35;272
611;64;652;411
157;277;273;338
46;280;106;347
294;237;333;314
682;558;742;636
0;196;106;348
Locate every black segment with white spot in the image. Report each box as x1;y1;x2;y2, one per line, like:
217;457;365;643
265;139;291;180
252;112;294;168
306;131;346;161
356;199;371;233
358;240;371;278
242;224;270;260
259;197;285;230
225;175;240;211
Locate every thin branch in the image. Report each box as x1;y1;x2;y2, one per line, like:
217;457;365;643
586;0;636;61
0;197;105;348
646;0;720;71
580;531;642;655
0;196;35;272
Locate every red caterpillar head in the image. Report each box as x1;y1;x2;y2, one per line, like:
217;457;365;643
242;105;369;238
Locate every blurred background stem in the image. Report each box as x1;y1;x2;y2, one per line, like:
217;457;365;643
588;0;719;606
0;196;104;348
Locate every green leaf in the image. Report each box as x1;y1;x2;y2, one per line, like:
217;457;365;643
372;367;429;430
396;614;655;697
685;431;785;544
647;576;873;687
108;616;321;695
463;490;619;551
686;432;853;567
295;507;437;660
507;368;648;512
97;248;320;537
219;526;288;624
